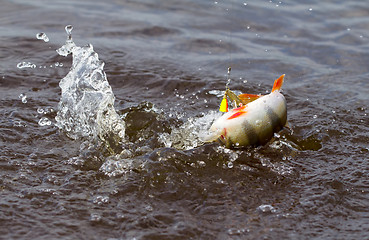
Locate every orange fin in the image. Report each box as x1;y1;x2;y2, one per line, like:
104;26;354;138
227;106;247;120
272;74;285;92
227;111;247;120
238;93;262;105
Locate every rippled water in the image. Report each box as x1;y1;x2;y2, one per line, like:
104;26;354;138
1;0;368;239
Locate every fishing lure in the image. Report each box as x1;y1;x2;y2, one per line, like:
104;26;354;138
206;74;287;148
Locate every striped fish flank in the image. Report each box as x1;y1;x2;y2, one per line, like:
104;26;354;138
204;75;287;148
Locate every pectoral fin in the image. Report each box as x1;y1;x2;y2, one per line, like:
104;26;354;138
284;120;293;134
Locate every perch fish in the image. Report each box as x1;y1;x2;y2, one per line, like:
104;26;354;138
205;74;287;148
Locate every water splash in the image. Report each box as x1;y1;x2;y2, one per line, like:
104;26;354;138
56;25;77;57
158;110;221;150
55;25;125;154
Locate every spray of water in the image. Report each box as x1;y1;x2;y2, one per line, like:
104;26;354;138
159;110;221;150
55;25;125;155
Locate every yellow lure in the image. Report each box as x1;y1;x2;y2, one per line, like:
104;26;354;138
219;95;228;112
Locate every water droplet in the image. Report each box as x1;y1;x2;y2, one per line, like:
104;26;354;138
257;204;276;213
65;124;71;132
145;205;153;212
332;110;336;114
90;213;102;222
38;117;52;126
346;28;351;31
93;195;110;205
36;32;49;42
227;162;233;168
37;108;45;114
313;115;317;119
18;93;27;103
13;120;26;127
65;25;73;35
308;8;313;11
17;62;36;69
216;178;225;184
214;1;218;4
243;2;248;6
198;161;206;167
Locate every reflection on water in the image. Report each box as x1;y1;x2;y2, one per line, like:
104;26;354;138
0;0;368;239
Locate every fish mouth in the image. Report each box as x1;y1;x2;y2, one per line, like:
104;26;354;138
199;130;221;143
216;134;226;145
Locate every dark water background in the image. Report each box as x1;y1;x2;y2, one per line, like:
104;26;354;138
1;0;368;239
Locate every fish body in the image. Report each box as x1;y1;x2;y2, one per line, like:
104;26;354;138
206;75;287;148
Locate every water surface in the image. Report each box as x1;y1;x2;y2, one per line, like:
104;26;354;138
0;0;368;239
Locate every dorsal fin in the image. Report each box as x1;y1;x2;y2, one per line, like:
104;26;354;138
272;74;285;92
238;93;262;105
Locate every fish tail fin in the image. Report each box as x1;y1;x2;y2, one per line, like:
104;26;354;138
272;74;285;92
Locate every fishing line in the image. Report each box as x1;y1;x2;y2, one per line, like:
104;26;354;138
226;0;234;89
219;0;235;112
